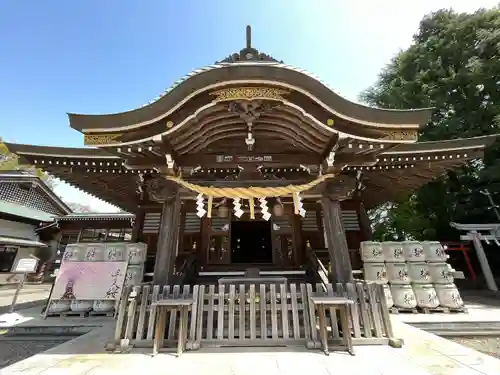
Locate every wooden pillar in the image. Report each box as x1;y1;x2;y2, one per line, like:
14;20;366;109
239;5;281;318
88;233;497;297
131;207;145;242
291;214;303;266
321;195;353;283
153;188;181;285
357;201;372;241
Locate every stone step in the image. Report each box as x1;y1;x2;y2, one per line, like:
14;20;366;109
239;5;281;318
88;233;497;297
409;321;500;336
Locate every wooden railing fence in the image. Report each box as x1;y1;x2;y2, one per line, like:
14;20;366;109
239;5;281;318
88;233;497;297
110;281;398;352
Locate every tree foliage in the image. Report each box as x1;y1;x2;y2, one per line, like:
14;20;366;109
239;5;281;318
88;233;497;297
0;138;56;189
361;7;500;241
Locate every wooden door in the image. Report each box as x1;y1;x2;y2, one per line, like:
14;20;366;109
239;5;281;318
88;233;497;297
271;215;294;267
206;216;231;265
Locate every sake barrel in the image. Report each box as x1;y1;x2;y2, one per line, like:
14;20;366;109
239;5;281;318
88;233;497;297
421;241;447;262
47;300;70;313
382;241;405;262
407;262;431;284
83;243;105;261
402;241;426;262
70;300;93;312
385;262;411;284
126;242;148;265
390;284;417;308
413;284;439;308
434;283;464;309
363;262;387;283
62;243;84;262
105;243;127;261
93;300;115;313
125;265;143;287
360;241;384;262
428;262;454;284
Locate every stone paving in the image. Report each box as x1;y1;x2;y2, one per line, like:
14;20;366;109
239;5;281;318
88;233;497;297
1;318;500;375
0;284;50;314
0;305;112;329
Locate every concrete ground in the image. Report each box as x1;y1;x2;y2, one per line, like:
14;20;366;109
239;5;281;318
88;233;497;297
0;284;51;314
0;304;112;331
0;318;499;375
1;291;500;375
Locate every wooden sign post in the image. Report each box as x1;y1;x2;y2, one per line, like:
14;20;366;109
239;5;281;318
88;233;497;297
8;257;39;314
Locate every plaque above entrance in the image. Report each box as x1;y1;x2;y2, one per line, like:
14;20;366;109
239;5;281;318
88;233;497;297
178;153;320;167
216;155;273;163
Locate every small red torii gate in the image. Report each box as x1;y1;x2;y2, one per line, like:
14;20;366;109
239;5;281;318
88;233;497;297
440;241;476;282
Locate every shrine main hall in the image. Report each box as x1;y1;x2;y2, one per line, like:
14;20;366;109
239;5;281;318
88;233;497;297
6;27;496;285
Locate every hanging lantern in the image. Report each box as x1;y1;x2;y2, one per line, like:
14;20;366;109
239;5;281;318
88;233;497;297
273;203;284;217
218;205;229;218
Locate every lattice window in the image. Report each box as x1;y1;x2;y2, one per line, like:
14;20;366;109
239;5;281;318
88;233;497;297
316;210;360;231
184;213;201;233
143;211;201;234
143;212;161;234
0;182;62;215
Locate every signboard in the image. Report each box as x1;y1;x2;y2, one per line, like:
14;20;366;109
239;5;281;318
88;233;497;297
215;155;273;163
14;258;38;273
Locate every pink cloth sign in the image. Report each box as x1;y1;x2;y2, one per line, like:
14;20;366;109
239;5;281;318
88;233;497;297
52;261;128;301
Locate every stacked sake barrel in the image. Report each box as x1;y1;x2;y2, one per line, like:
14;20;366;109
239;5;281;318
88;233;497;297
360;241;394;309
47;242;86;314
390;241;430;311
422;241;464;311
361;240;465;312
90;242;148;313
381;241;413;310
124;242;148;287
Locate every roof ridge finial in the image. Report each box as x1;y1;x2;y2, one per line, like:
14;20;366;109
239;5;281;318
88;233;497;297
246;25;252;49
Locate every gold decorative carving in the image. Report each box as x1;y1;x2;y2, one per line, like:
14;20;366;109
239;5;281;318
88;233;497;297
166;121;174;129
210;87;289;102
84;133;122;145
383;130;418;141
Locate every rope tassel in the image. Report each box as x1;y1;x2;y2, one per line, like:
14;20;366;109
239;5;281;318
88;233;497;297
259;197;271;221
196;194;206;218
233;198;243;218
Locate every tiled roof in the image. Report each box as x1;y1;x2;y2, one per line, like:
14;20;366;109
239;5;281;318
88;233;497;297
0;200;56;222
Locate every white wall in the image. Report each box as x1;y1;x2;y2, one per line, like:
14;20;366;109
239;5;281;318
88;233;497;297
0;219;38;241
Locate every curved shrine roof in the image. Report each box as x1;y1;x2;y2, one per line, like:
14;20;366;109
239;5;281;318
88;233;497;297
66;26;432;148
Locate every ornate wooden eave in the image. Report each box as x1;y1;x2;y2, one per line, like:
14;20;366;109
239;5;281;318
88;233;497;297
357;135;498;208
4;134;496;210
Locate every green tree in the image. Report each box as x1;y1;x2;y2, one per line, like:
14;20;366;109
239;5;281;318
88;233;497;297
361;7;500;241
0;138;56;188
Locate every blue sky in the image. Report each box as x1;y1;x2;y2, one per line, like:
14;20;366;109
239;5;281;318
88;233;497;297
0;0;497;211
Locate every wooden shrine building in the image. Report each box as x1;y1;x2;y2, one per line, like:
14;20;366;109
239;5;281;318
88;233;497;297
5;26;497;286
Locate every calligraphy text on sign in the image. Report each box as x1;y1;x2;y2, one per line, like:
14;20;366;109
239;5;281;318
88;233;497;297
215;155;273;163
